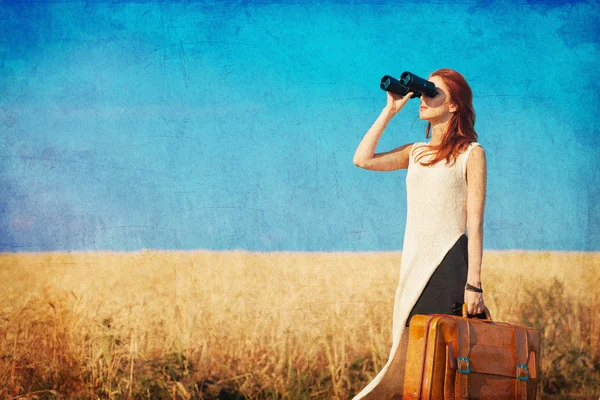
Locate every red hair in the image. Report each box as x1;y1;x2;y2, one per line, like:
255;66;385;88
413;68;478;167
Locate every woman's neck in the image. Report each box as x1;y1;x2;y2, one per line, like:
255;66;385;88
428;116;452;146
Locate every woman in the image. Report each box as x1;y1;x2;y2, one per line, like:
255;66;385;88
352;68;486;399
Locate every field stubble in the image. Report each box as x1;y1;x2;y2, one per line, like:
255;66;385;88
0;251;598;399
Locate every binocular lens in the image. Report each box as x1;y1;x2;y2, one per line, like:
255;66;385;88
381;77;391;91
400;71;438;98
380;75;416;98
400;74;411;87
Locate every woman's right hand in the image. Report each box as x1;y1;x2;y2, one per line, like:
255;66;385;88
385;90;414;116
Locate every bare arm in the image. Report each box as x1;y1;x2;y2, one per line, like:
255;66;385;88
353;91;415;171
464;145;487;314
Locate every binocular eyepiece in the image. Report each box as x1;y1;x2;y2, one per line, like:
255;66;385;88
380;71;438;99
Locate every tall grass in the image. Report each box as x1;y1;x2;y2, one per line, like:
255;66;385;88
0;251;598;399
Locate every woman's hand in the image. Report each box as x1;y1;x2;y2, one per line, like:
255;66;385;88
464;290;485;316
385;89;414;115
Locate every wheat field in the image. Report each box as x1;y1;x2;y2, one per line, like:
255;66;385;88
1;251;599;399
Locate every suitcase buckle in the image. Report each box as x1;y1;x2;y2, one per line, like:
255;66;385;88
457;356;470;374
516;364;529;381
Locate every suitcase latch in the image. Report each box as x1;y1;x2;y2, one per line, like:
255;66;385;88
516;364;529;381
457;356;470;374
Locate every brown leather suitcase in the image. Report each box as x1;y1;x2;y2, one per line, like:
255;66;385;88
402;304;541;399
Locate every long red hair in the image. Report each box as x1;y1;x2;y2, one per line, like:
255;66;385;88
413;68;478;167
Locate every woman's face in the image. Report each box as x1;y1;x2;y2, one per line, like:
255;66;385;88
419;76;457;122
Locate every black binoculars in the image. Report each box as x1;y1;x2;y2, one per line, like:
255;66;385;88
380;71;438;99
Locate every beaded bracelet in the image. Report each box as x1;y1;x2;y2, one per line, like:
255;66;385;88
465;282;483;293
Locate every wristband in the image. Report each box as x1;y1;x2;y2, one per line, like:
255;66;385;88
465;282;483;293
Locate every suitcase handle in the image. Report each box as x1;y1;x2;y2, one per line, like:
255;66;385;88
462;303;493;321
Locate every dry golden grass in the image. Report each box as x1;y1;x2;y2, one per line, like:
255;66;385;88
0;250;599;399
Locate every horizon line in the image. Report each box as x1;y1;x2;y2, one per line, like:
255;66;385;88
1;249;599;256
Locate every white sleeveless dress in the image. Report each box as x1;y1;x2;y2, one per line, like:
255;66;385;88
352;141;482;399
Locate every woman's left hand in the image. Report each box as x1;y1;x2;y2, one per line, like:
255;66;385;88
464;290;485;315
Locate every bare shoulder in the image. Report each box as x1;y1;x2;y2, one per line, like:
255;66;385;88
467;144;486;166
466;144;487;185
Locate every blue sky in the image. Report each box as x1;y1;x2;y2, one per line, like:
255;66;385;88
1;0;598;252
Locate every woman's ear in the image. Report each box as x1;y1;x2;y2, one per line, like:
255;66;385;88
449;103;458;113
